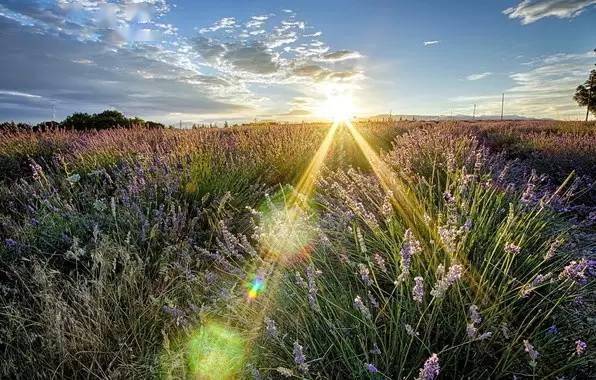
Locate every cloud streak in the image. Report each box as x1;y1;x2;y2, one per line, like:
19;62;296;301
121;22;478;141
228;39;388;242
423;40;439;46
466;72;492;81
504;0;596;24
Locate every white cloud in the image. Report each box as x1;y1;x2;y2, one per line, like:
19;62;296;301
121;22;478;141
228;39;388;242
246;14;271;29
466;72;492;81
199;17;236;33
423;40;439;46
0;90;42;98
318;50;363;62
504;0;596;24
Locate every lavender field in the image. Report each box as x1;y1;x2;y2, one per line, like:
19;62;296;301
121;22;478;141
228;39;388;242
0;120;594;379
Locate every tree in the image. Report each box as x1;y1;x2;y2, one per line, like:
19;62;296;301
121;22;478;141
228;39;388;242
62;112;93;130
574;69;596;121
61;110;130;130
91;110;129;129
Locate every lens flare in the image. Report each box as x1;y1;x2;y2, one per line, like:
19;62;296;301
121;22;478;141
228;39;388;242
185;322;246;379
247;273;266;300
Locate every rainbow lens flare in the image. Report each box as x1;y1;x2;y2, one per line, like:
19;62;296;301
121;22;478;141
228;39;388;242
247;274;265;300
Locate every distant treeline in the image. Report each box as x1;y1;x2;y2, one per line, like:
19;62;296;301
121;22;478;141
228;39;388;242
0;110;165;132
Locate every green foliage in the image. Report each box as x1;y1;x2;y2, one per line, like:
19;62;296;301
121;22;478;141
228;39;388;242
62;110;137;130
574;69;596;117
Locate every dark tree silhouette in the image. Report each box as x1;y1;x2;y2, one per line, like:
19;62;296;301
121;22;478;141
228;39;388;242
574;50;596;121
574;69;596;120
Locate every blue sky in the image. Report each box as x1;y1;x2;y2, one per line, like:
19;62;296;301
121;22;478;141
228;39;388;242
0;0;594;124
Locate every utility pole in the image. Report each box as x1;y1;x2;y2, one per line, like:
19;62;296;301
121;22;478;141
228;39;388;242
500;93;504;121
473;104;476;119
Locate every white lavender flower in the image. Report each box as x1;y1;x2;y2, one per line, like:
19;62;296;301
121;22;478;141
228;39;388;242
358;263;372;286
466;322;478;339
436;264;445;279
370;343;381;355
438;225;459;253
295;271;308;288
353;295;372;320
412;276;424;303
430;264;464;299
368;291;379;309
293;340;309;373
356;227;367;254
405;324;419;337
416;353;440;380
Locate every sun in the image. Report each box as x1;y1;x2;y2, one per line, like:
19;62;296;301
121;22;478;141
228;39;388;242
326;93;353;122
318;85;354;122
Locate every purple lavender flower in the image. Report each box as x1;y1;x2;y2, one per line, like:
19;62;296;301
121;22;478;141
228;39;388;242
400;229;421;278
443;191;455;203
532;273;552;286
546;325;559;335
469;305;482;325
373;253;387;273
162;305;186;326
264;317;278;338
559;258;588;285
575;340;586;356
306;264;322;311
416;353;440;380
293;340;309;373
4;238;17;249
412;276;424;303
365;363;378;373
587;259;596;278
544;238;563;260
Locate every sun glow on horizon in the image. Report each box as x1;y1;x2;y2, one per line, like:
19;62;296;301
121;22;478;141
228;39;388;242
316;84;355;122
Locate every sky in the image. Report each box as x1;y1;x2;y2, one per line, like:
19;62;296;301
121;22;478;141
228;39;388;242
0;0;595;124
